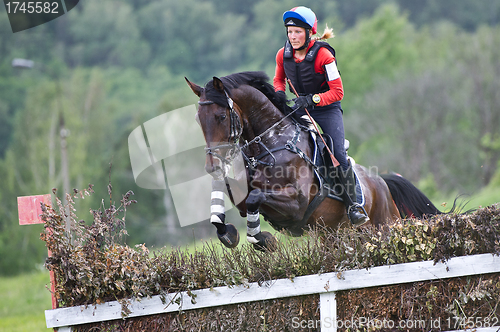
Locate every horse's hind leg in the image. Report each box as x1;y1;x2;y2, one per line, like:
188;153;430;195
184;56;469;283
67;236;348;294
246;188;277;251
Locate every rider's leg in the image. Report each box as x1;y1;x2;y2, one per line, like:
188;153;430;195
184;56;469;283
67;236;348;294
334;161;370;226
307;104;369;226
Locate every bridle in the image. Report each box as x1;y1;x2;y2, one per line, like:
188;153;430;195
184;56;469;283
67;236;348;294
198;91;243;170
199;90;305;177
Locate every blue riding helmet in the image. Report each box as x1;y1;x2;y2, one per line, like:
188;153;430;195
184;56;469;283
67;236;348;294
283;6;317;34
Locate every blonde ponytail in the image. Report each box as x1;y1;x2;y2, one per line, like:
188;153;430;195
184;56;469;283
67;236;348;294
314;24;335;40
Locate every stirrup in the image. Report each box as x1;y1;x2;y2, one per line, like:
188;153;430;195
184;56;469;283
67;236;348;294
347;204;370;227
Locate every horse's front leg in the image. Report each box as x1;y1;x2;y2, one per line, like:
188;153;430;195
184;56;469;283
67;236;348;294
244;182;309;251
210;179;240;248
245;188;278;251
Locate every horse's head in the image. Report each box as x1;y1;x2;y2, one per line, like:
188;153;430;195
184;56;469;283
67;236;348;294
186;76;243;179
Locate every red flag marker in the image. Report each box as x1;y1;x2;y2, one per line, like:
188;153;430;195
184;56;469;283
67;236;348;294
18;194;58;309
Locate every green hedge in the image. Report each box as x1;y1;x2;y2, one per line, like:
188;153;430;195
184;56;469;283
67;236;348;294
41;186;500;309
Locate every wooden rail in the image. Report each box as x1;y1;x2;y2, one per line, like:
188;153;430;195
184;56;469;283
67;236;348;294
46;253;500;331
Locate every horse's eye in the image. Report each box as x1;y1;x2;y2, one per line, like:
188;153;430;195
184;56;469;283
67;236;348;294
219;114;227;121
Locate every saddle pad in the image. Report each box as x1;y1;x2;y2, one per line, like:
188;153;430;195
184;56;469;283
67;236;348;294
326;160;365;207
310;132;365;206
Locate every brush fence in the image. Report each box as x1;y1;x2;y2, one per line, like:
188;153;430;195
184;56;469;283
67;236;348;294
46;253;500;332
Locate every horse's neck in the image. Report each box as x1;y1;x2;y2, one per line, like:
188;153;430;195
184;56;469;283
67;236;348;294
234;88;289;142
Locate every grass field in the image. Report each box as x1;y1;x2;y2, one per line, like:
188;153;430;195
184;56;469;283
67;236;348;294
434;185;500;213
0;270;52;332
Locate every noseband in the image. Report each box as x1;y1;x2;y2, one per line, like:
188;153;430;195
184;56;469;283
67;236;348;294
199;91;243;167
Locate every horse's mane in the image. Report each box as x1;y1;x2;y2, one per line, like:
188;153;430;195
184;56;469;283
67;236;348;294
204;71;290;115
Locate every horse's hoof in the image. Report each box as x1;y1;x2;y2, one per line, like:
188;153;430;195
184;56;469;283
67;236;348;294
217;223;240;248
252;231;278;252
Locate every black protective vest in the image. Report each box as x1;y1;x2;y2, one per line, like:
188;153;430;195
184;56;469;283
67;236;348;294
283;40;337;95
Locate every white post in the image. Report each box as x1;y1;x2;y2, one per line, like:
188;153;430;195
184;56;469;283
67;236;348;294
56;327;72;332
319;292;337;332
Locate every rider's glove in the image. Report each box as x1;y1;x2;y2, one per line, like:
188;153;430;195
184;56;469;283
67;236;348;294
292;94;315;110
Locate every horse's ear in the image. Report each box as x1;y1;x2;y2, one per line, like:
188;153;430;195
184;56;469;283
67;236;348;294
212;77;225;93
185;77;202;97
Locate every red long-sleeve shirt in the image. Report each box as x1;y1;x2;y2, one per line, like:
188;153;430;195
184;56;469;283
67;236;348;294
273;40;344;107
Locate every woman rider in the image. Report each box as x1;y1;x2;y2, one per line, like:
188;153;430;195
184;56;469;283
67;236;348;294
273;6;369;226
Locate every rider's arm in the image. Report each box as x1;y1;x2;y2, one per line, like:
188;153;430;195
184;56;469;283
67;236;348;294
314;47;343;107
273;48;287;92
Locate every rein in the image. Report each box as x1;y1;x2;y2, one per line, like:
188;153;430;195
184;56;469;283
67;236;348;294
240;107;298;151
199;92;314;172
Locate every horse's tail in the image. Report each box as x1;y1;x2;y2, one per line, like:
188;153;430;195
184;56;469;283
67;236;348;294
381;173;442;218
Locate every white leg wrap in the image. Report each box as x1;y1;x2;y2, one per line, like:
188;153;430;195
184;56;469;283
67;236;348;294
247;212;260;222
247;224;261;237
210;180;226;225
210;204;225;215
210;214;224;224
246;211;261;244
211;191;225;200
246;236;260;244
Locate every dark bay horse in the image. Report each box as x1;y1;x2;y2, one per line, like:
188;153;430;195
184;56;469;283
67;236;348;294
186;71;441;250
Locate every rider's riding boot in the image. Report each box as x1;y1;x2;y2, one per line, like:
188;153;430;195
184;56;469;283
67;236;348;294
335;165;370;227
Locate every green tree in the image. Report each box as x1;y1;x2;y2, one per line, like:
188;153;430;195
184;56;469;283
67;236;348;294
335;3;419;103
136;0;246;82
0;67;128;274
346;22;500;194
68;1;150;68
458;25;500;186
397;0;500;31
